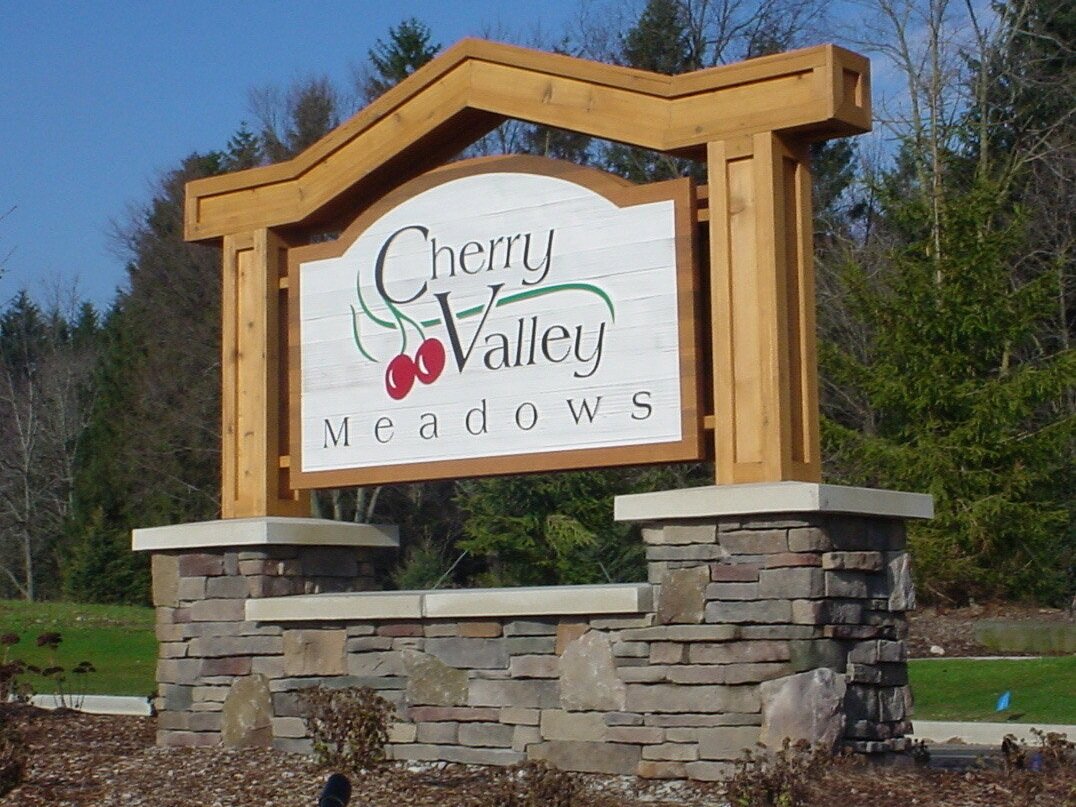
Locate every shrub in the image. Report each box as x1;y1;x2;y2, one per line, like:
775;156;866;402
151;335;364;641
0;719;25;797
724;740;833;807
491;760;578;807
301;686;395;774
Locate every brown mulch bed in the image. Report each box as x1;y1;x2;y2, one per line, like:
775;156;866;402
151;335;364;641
3;704;1074;807
906;603;1073;658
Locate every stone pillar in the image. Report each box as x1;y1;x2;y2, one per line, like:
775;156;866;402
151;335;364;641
133;517;398;748
615;481;931;756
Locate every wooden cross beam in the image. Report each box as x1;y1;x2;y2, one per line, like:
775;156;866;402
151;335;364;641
185;39;871;518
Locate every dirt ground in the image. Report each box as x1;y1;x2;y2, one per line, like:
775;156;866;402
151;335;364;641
906;603;1073;658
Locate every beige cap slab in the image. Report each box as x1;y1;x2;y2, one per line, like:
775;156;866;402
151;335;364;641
131;517;399;552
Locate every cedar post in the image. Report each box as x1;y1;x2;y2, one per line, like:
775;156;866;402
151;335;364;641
707;133;821;484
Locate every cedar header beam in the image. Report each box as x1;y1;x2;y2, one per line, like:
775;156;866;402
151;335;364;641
188;38;871;517
185;40;869;242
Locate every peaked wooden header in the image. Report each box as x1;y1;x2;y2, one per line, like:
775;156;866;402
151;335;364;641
186;39;871;518
186;39;869;242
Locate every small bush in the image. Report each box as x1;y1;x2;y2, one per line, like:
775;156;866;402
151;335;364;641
0;719;26;797
301;686;395;774
491;760;578;807
725;740;833;807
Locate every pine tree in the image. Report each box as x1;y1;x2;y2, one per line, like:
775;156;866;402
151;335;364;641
363;18;441;102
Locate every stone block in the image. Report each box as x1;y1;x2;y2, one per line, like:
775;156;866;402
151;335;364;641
626;684;760;714
346;636;393;652
189;598;245;622
458;621;501;638
192;685;230;702
792;599;864;625
619;666;669;683
416;722;459;743
386;722;417;744
647;544;729;562
765;553;822;568
160;684;193;712
758;568;824;599
246;576;298;598
555;620;589;654
559;631;626;712
645;713;761;728
152;554;180;607
649;642;684;664
500;707;540;725
692;723;761;761
406;706;499;723
704;582;759;601
271;716;307;739
622;625;738;643
506;637;556;655
348;651;403;677
606;725;664;744
540;710;606;742
249;656;283;678
878;640;906;662
377;623;423;637
459;721;515;748
739;625;816;640
403;650;468;707
720;530;788;555
604;712;644;726
346;624;376;637
503;620;557;636
424;637;509;669
512;724;542;752
221;674;273;748
887;553;916;611
879;687;906;722
200;656;251;677
787;528;832;553
825;570;870;599
190;636;282;658
611;641;649;657
443;746;524;766
178;553;224;577
423;622;458;638
159;642;187;659
642;742;698;761
301;548;358;578
282;630;346;677
687;641;790;665
789;639;850;673
657;566;710;624
529;741;641;775
389;743;442;761
468;679;559;709
590;614;653;629
710;563;760;582
759;668;846;752
206;575;250;599
509;655;559;678
644;524;717;545
704;600;791;624
665;666;726;685
822;551;884;571
157;658;202;684
684;760;736;781
637;760;686;779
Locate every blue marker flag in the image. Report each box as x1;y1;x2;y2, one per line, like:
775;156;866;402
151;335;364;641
996;690;1011;712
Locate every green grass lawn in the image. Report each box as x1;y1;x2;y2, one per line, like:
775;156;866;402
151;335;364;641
909;656;1076;724
0;599;156;697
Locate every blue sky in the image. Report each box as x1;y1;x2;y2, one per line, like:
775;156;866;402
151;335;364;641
0;1;584;308
1;0;935;310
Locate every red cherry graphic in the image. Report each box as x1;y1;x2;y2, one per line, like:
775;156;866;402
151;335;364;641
385;353;416;400
414;338;446;385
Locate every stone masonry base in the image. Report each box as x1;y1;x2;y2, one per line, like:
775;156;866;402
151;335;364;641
147;508;918;779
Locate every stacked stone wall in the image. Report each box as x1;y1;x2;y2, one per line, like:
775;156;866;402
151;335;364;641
150;512;915;779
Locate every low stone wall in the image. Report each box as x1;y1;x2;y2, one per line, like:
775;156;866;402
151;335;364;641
141;494;925;780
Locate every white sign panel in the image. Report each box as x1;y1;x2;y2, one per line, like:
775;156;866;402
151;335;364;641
289;157;699;486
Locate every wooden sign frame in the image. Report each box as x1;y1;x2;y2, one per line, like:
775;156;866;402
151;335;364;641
184;39;871;519
286;155;702;489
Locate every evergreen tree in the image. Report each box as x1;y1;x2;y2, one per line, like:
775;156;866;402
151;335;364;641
363;18;441;102
822;182;1074;603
